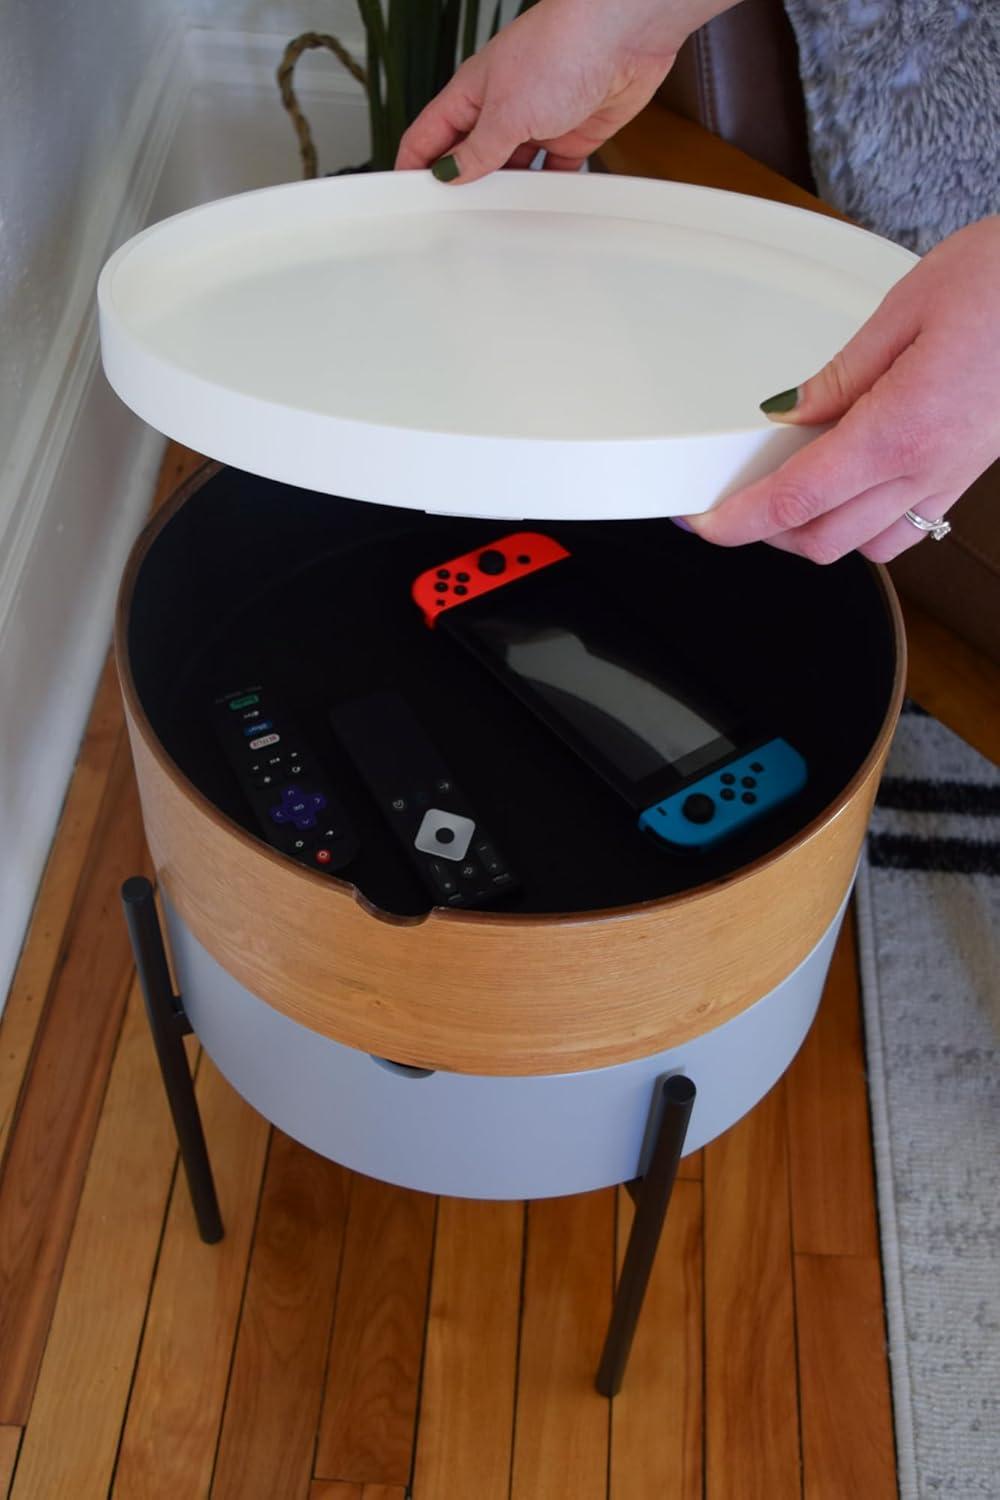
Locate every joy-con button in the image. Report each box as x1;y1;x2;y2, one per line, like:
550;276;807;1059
682;793;716;824
477;549;506;575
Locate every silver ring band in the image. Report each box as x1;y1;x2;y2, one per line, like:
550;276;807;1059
903;509;951;541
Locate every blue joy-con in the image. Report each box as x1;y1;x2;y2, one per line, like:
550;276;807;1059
638;738;807;849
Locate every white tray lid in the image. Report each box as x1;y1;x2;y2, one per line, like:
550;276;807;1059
98;171;916;520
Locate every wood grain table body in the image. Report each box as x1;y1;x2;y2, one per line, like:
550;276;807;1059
116;471;905;1079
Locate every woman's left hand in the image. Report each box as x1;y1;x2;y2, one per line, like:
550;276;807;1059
685;215;1000;563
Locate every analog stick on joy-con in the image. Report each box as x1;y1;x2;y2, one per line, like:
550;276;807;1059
477;549;507;576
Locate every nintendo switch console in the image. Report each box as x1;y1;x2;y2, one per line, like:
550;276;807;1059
412;533;807;850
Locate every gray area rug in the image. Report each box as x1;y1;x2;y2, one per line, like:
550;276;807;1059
856;704;999;1497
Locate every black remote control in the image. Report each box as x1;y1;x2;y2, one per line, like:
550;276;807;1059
330;691;518;908
213;686;359;874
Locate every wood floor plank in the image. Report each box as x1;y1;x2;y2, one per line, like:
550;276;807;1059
411;1199;523;1500
311;1485;407;1499
0;736;149;1423
902;598;1000;767
111;1058;270;1500
705;1081;801;1500
211;1133;350;1500
609;1179;703;1500
10;982;179;1499
0;650;125;1173
510;1190;613;1500
315;1175;435;1486
785;908;879;1258
0;1429;20;1499
796;1254;896;1500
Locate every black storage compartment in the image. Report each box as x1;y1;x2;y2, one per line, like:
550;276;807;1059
128;467;898;917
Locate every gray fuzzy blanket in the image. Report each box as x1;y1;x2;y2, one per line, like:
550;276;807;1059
782;0;1000;251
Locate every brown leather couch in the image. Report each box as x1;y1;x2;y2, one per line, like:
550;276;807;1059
601;0;998;665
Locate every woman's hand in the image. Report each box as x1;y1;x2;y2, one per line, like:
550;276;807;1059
395;0;717;181
686;216;1000;563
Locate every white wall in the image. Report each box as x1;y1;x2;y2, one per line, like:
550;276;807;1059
0;0;376;1013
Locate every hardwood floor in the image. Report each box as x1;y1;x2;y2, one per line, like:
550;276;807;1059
7;438;992;1498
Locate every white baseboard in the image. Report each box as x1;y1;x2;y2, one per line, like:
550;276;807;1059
0;23;372;1013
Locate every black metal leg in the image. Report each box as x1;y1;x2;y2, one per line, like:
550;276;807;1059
596;1073;696;1397
121;877;224;1244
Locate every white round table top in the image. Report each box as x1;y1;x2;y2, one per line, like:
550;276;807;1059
98;170;916;520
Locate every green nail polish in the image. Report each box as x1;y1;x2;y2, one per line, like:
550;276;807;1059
760;387;799;415
432;154;460;183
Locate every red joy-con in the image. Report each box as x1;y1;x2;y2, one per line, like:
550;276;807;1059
412;532;571;626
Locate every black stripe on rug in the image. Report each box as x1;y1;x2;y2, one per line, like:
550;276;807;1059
877;778;1000;816
868;833;1000;876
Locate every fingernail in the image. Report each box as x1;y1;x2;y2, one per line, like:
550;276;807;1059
671;516;694;532
760;386;799;416
432;154;460;183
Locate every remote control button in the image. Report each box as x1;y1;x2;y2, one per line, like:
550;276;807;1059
240;708;263;723
435;778;453;794
751;762;764;773
492;871;515;886
435;827;455;845
318;826;341;842
460;863;478;880
721;773;736;785
436;568;450;579
742;791;757;804
742;776;757;788
477;548;507;575
315;848;332;865
474;839;504;875
253;774;276;789
269;804;289;823
228;693;259;710
428;860;459;896
391;795;407;812
720;788;735;802
243;719;272;736
415;809;475;862
249;732;279;751
682;792;716;824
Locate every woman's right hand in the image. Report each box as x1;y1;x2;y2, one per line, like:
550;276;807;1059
395;0;719;182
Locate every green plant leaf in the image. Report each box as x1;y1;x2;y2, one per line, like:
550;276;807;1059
461;0;481;61
435;0;463;90
358;0;387;166
404;0;441;123
358;0;407;161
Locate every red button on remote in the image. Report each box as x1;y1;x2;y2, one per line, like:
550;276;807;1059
315;848;332;865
